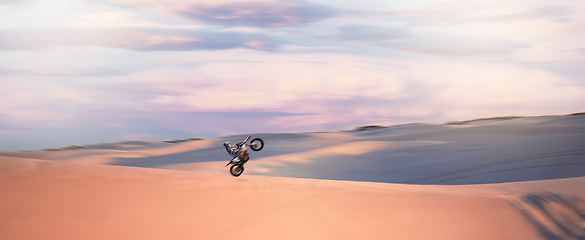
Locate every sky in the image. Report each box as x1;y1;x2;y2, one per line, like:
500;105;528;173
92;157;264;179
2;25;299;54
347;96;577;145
1;0;584;151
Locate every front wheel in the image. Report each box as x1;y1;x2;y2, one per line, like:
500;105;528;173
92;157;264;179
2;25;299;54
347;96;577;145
250;138;264;151
230;164;244;177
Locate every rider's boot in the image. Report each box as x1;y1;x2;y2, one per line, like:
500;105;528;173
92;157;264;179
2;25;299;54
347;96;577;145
232;156;241;163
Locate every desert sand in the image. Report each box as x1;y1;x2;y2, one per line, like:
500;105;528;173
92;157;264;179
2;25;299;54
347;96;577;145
1;114;585;239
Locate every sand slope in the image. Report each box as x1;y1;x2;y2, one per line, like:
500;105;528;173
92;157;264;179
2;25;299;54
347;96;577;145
0;157;549;240
1;114;585;239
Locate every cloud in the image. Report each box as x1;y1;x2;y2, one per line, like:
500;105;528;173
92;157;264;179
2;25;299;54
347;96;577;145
401;60;585;121
99;50;584;126
0;0;34;5
73;11;204;30
0;31;49;50
105;0;341;28
351;1;583;60
0;79;93;128
1;0;584;151
2;49;585;150
488;5;574;22
387;2;576;24
512;43;585;63
119;29;282;51
178;0;339;27
0;28;282;51
136;57;406;114
334;25;411;41
0;67;127;77
384;33;527;57
0;3;287;52
329;24;525;57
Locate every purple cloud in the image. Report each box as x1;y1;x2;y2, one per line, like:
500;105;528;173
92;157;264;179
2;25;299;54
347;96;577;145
170;0;339;28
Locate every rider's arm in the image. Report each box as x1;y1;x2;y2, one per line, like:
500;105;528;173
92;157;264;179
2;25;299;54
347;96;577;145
227;145;238;155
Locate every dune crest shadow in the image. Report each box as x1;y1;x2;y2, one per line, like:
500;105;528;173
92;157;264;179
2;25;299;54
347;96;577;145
508;193;585;240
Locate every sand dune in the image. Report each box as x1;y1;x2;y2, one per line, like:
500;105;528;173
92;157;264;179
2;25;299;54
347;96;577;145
1;114;585;239
103;114;585;184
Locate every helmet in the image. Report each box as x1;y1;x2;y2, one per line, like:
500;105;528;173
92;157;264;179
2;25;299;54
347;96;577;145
223;141;230;147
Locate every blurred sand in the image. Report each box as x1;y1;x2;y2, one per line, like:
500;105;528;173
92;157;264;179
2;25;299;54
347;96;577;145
1;114;584;239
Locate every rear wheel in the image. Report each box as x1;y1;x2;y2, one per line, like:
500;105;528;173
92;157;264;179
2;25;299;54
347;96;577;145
250;138;264;151
230;164;244;177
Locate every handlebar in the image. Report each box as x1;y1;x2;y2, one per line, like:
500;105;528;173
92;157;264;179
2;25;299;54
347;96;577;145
236;136;251;148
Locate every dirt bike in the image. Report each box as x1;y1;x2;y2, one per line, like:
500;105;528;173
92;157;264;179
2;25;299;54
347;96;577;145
224;136;264;177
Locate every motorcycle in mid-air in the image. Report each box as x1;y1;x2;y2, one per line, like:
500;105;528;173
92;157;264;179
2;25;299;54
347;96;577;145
224;136;264;177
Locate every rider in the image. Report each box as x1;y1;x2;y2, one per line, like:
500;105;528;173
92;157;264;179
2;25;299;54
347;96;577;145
223;141;249;163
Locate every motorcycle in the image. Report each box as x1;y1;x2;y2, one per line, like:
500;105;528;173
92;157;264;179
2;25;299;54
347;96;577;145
225;136;264;177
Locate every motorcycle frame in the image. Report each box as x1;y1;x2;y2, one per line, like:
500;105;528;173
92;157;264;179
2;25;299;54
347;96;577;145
225;136;252;167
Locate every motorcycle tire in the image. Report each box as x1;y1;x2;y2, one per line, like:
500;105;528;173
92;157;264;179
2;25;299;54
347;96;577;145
230;164;244;177
250;138;264;151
